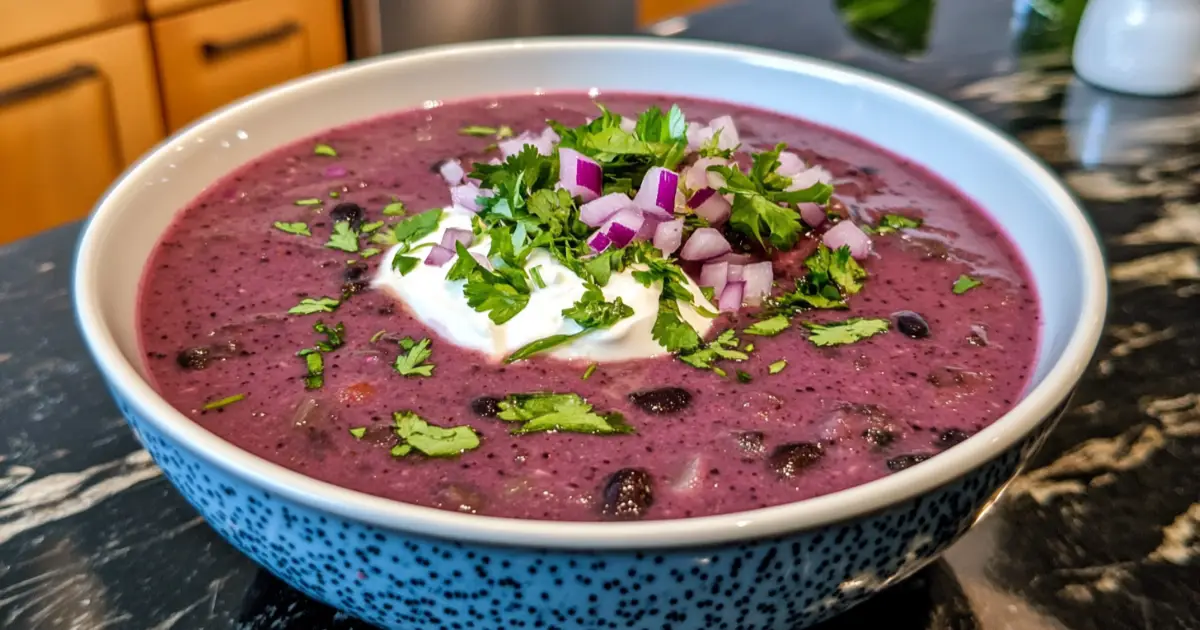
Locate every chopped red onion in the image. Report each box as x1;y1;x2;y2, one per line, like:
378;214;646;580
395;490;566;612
709;252;756;265
653;219;684;255
539;127;560;146
776;151;806;177
470;253;492;270
718;281;744;312
799;202;826;227
620;117;636;134
601;208;644;249
324;165;348;178
558;148;603;202
450;183;482;212
684;157;728;191
727;264;744;282
786;165;833;192
498;131;554;158
439;228;473;250
588;230;612;253
636;216;662;241
822;220;872;259
438;159;465;185
580;193;632;227
680;227;732;261
632;167;679;220
708;115;740;150
741;262;774;306
699;261;729;295
687;188;732;226
424;245;455;267
685;121;710;152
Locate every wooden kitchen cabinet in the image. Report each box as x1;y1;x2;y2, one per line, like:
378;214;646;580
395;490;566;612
152;0;346;131
0;0;140;55
0;23;164;244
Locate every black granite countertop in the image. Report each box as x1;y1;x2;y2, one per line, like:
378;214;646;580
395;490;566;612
2;1;1199;628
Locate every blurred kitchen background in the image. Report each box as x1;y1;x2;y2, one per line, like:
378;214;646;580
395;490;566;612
0;0;1087;246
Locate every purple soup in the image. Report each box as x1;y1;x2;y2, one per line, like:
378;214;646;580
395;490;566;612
137;93;1038;522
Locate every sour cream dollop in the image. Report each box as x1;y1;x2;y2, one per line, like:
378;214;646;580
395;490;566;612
374;207;716;362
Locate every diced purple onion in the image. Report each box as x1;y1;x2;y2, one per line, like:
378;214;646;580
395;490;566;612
786;165;833;192
450;183;482;212
709;252;755;265
632;167;679;220
424;245;455;267
324;165;348;178
653;219;684;255
636;217;662;242
470;253;492;270
539;127;560;147
588;230;612;253
601;208;644;249
741;262;774;306
558;148;603;202
680;227;732;261
687;188;732;226
822;221;872;260
708;115;740;150
776;151;806;177
439;227;473;250
685;121;710;152
498;130;555;158
684;157;728;191
727;264;744;282
438;159;465;185
580;192;632;227
699;261;729;296
498;137;527;158
799;202;826;227
718;281;744;312
620;117;636;134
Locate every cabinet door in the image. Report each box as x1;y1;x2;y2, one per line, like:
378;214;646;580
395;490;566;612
0;0;139;54
0;23;164;244
152;0;346;131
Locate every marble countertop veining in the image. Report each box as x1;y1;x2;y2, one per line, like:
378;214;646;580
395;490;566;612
2;1;1200;628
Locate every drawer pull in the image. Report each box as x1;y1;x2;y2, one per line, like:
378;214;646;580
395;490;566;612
201;22;301;61
0;64;99;109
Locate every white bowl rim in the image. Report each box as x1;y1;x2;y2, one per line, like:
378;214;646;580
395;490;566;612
74;36;1107;550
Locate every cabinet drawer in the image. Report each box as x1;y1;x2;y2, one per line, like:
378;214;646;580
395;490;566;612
0;23;164;244
0;0;140;54
152;0;346;131
144;0;223;18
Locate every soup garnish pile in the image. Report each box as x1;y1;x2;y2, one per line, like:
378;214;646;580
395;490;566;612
139;94;1038;521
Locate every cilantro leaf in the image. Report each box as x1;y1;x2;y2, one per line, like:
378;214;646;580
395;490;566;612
744;315;791;336
769;359;788;374
460;125;501;136
496;393;633;436
803;318;890;347
313;143;337;157
505;332;586;363
652;304;702;353
390;208;443;245
713;143;834;250
392;255;419;275
679;329;748;369
698;128;735;158
273;221;311;236
770;244;867;313
313;320;345;352
393;337;434;377
582;363;598;380
202;393;245;410
299;351;324;389
349;427;367;439
289;297;339;315
447;242;531;324
829;245;867;295
562;285;633;329
361;247;381;258
325;221;359;253
295;198;322;206
875;214;923;235
382;201;406;216
360;221;384;234
952;274;983;295
392;411;480;457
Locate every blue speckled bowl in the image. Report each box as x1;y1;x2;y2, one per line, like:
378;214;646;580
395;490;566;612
75;39;1106;630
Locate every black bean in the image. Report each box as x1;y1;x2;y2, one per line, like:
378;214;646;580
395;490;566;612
722;224;756;253
935;429;970;449
600;468;654;520
893;311;930;339
343;262;369;283
470;396;502;418
628;387;691;415
330;202;365;229
176;347;212;370
768;442;824;478
862;427;895;448
735;431;766;457
886;453;932;471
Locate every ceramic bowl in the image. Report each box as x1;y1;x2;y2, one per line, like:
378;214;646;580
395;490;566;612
74;38;1106;630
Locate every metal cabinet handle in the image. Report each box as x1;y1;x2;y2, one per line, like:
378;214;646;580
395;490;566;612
0;64;99;109
201;22;302;61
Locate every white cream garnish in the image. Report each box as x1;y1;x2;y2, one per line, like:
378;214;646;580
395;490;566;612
373;207;715;362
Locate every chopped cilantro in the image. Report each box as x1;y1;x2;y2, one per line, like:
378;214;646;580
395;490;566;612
313;143;337;157
295;198;322;206
391;255;419;275
447;242;531;325
393;337;434;377
506;285;633;362
325;221;359;253
803;318;890;347
875;214;923;235
459;125;502;136
203;393;245;410
329;190;340;198
582;363;598;380
710;143;834;250
360;247;381;258
349;427;367;439
653;305;703;353
391;411;480;458
679;329;748;370
360;221;384;234
771;244;864;313
744;314;791;336
273;221;311;236
952;275;983;295
698;128;735;158
288;297;339;315
744;343;755;352
769;359;788;374
736;370;753;383
495;392;633;436
389;208;443;244
382;201;406;216
395;337;416;351
299;350;324;389
313;321;345;351
828;245;867;295
369;330;387;343
530;265;546;289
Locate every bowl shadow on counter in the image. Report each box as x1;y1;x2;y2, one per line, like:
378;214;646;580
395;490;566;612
234;560;979;629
